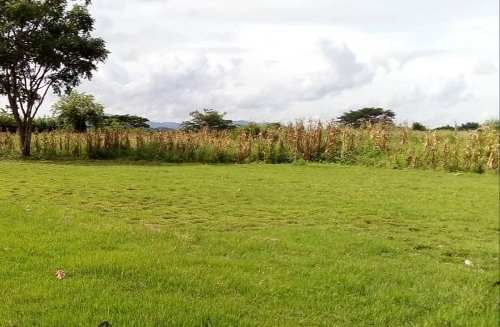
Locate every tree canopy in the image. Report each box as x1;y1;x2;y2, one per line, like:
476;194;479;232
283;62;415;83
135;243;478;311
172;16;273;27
458;122;480;131
103;114;150;129
52;91;104;132
181;109;235;132
338;108;395;127
434;122;481;131
0;0;108;154
412;122;427;131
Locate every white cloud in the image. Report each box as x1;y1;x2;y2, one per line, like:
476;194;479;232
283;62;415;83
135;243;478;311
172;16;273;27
79;54;242;121
3;0;497;125
237;41;375;111
474;62;498;75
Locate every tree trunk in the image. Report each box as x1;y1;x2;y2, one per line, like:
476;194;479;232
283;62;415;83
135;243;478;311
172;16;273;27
18;124;32;157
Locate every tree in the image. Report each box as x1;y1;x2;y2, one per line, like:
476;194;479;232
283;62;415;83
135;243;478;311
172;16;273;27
0;0;108;155
103;114;150;129
434;125;455;131
181;109;234;132
33;116;58;132
412;122;427;131
338;108;395;127
52;91;104;132
458;122;480;131
434;122;480;131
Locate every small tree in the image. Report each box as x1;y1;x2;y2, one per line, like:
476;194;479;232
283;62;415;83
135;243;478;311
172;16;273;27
0;0;108;155
412;122;427;131
52;91;104;132
181;109;234;132
338;108;395;127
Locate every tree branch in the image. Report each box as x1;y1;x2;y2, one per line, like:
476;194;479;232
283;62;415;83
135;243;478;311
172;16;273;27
32;82;53;119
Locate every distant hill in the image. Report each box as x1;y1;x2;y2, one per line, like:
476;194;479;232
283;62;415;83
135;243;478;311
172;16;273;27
149;120;253;130
233;120;253;126
149;121;181;130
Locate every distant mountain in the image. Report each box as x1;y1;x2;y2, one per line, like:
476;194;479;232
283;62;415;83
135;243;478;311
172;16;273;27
233;120;253;126
149;121;181;130
149;120;253;130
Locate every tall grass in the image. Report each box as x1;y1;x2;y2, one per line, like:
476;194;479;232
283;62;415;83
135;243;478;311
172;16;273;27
0;122;498;173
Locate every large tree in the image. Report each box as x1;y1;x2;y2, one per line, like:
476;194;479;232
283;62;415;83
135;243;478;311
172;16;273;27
103;114;150;129
181;109;235;132
0;0;108;156
338;107;395;127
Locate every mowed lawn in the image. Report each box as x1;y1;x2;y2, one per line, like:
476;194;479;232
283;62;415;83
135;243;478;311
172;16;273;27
0;161;498;326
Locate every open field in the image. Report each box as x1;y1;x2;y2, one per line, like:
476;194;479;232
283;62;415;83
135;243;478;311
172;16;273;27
0;161;498;326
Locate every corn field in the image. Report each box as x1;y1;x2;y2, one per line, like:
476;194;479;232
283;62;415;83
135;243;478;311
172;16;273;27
0;122;498;173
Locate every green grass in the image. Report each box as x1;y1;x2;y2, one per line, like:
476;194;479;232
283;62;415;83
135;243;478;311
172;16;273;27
0;161;498;326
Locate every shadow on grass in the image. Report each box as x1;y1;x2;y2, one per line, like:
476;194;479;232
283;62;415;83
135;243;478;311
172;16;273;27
0;157;282;168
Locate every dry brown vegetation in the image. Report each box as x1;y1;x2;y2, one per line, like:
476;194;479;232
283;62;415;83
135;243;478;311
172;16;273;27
0;122;498;173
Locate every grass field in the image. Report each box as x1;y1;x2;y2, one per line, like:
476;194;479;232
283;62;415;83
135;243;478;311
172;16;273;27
0;161;498;326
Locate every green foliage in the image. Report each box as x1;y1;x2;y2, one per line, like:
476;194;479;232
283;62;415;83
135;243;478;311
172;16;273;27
338;107;395;127
240;123;263;136
0;0;108;154
0;0;108;97
181;109;234;131
0;108;16;132
33;116;58;132
293;158;307;166
265;122;283;130
239;122;282;136
0;162;497;325
52;91;104;132
411;122;427;131
458;122;480;131
103;114;150;129
434;125;455;131
434;122;481;131
1;110;57;132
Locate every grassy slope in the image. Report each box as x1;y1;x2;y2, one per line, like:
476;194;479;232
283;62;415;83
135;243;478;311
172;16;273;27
0;161;497;326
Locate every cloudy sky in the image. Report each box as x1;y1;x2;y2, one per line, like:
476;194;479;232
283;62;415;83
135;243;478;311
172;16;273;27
49;1;500;125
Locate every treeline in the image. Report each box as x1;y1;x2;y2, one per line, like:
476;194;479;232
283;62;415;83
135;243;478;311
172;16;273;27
0;111;150;133
411;121;493;132
3;92;495;134
0;92;150;133
175;107;496;132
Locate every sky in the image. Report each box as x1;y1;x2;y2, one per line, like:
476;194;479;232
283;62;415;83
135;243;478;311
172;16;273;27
25;1;500;126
